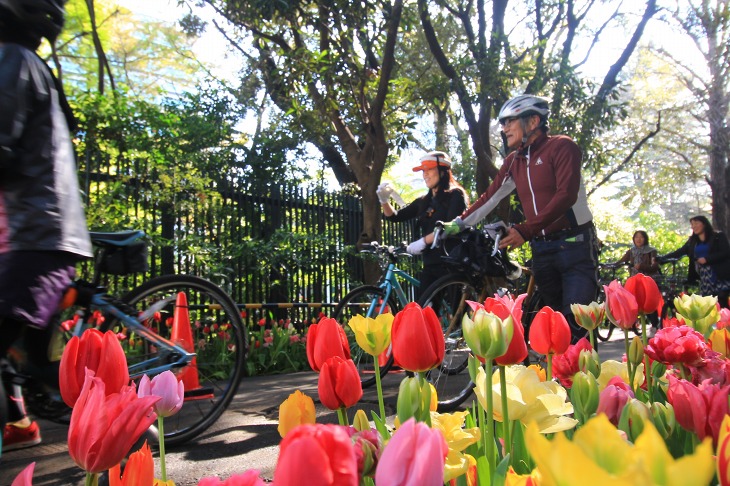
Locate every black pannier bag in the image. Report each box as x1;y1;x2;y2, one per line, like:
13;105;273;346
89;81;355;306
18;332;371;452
98;240;149;275
442;227;521;279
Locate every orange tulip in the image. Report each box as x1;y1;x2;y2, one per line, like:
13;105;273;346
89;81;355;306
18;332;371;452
318;356;363;410
624;273;664;316
391;302;445;372
528;306;571;356
59;328;130;407
108;441;154;486
306;317;351;372
68;371;159;474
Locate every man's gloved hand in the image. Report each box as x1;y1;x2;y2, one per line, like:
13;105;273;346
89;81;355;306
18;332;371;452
442;217;465;236
376;182;394;204
406;237;427;255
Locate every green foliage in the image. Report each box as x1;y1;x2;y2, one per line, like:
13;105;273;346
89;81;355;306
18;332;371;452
245;318;309;376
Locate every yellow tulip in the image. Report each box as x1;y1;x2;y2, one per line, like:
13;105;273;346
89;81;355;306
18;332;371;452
428;382;438;412
475;365;577;433
525;414;715;486
597;360;644;391
709;328;730;358
431;410;480;484
277;390;316;438
353;409;371;432
347;313;393;356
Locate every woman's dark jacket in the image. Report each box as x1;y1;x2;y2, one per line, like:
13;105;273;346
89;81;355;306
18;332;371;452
385;188;468;266
663;231;730;283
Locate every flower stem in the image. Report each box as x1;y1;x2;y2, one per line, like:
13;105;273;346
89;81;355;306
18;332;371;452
499;365;511;461
546;353;553;382
158;416;167;481
623;328;633;390
85;472;98;486
373;358;386;420
485;358;496;479
640;314;653;401
337;406;349;426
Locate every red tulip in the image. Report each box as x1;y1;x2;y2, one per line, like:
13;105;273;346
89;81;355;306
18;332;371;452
553;337;593;388
197;471;266;486
68;371;159;474
667;375;730;446
644;325;709;367
391;302;445;372
59;328;130;407
718;416;730;486
318;356;363;410
603;280;638;330
274;424;359;486
306;317;351;372
374;418;448;486
596;376;634;426
624;273;664;316
528;306;571;356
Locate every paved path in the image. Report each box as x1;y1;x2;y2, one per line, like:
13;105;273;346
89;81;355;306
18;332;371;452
0;332;633;485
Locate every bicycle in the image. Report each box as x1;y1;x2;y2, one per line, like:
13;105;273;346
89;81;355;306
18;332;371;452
332;242;419;387
594;262;631;342
3;230;247;446
417;222;521;412
655;257;697;322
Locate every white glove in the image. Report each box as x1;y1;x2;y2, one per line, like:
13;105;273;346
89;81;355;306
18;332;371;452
406;237;427;255
377;182;394;204
377;182;406;206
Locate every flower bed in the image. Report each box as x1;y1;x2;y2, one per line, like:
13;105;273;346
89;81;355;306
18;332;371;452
11;274;730;485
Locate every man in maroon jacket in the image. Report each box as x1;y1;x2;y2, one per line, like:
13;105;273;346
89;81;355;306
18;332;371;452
447;94;599;343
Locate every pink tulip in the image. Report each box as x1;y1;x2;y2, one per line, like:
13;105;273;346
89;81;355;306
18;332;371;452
374;418;448;486
274;424;359;485
553;337;593;388
644;325;709;367
667;375;730;446
68;371;160;473
59;328;130;407
197;471;266;486
138;371;184;417
11;462;35;486
596;376;634;426
603;280;638;330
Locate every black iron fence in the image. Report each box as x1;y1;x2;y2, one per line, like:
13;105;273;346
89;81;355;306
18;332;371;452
80;153;420;327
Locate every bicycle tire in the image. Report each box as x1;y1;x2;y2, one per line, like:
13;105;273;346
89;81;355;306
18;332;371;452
102;274;247;446
418;274;487;412
595;320;615;342
332;285;398;388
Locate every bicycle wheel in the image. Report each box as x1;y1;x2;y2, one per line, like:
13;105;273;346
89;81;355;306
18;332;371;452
595;320;615;342
332;285;398;388
418;274;483;412
102;275;246;446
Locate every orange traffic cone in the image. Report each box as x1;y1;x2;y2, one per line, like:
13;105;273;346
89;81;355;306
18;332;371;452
171;292;213;400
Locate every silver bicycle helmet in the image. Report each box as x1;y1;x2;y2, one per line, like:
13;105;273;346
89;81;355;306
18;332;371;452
0;0;66;44
498;95;550;123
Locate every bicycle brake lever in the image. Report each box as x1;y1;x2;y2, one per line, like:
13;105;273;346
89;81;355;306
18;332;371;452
431;225;444;250
492;233;501;257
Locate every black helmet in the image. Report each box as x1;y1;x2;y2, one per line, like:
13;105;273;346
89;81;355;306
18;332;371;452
498;94;550;124
0;0;66;44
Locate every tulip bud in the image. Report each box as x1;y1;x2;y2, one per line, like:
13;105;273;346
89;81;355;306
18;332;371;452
571;371;599;424
649;402;676;440
578;349;601;378
570;302;605;332
628;336;644;368
650;360;667;382
428;383;438;412
709;328;730;358
396;376;431;424
618;398;651;442
462;309;513;361
674;294;717;325
353;409;371;432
